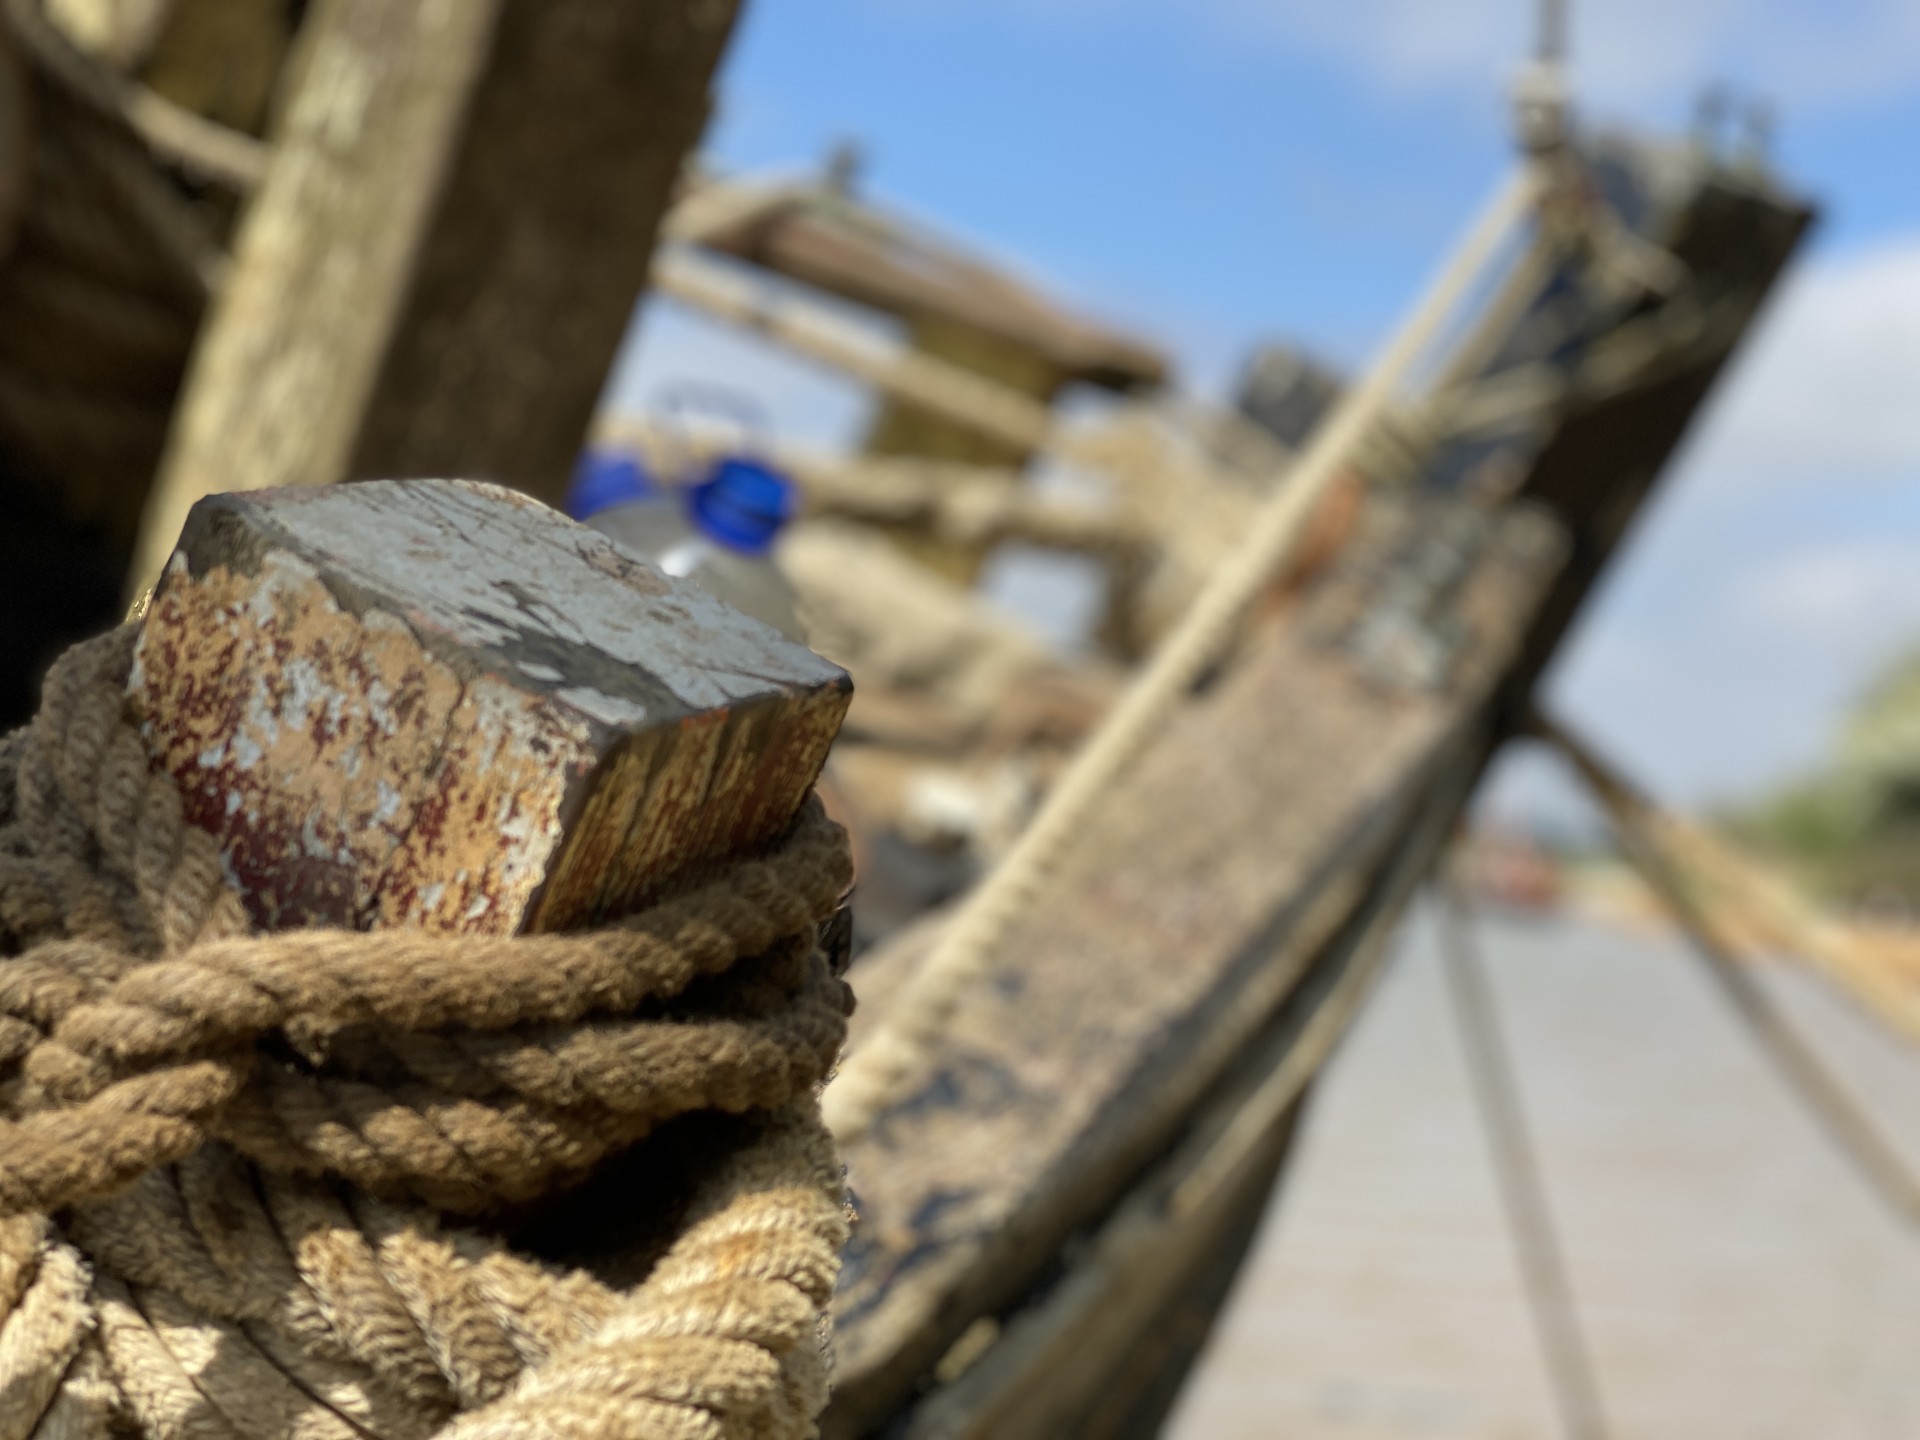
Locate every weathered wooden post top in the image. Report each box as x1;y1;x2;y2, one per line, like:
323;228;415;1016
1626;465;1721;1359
129;478;851;934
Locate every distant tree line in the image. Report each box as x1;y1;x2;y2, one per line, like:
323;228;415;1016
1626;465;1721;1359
1725;648;1920;916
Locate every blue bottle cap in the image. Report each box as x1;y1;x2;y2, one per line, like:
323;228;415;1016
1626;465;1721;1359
565;449;657;520
686;455;797;556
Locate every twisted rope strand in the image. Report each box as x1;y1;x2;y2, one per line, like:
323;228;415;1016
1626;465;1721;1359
0;630;856;1439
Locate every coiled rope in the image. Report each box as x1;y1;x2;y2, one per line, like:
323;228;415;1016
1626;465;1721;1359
0;627;858;1439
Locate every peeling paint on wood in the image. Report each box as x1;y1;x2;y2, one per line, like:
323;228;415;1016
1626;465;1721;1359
129;479;851;934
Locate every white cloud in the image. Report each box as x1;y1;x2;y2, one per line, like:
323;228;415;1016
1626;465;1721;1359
1542;535;1920;801
1512;228;1920;813
1205;0;1920;115
1724;541;1920;641
1688;237;1920;493
960;0;1920;118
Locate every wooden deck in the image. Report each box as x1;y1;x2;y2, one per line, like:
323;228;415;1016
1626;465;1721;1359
1167;908;1920;1439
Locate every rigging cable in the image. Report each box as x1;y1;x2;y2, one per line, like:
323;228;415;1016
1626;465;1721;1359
1538;0;1569;68
1534;711;1920;1232
1438;876;1612;1440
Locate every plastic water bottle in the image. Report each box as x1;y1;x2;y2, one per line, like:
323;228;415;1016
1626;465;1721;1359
565;448;807;644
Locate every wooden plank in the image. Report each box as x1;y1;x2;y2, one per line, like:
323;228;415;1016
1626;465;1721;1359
652;252;1061;460
1498;173;1812;698
129;0;741;600
899;746;1481;1440
686;179;1166;389
822;501;1564;1435
823;154;1814;1439
129;479;850;934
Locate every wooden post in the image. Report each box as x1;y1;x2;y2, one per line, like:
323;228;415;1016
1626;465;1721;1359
860;318;1067;582
128;0;741;602
129;479;850;934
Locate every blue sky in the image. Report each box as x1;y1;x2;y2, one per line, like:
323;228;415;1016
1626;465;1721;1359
609;0;1920;818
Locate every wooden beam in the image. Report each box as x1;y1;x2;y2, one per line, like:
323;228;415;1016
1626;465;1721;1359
130;479;850;934
129;0;740;602
896;748;1478;1440
816;157;1814;1437
821;500;1565;1435
652;250;1060;459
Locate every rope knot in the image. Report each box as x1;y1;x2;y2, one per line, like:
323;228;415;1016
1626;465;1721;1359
0;630;856;1439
